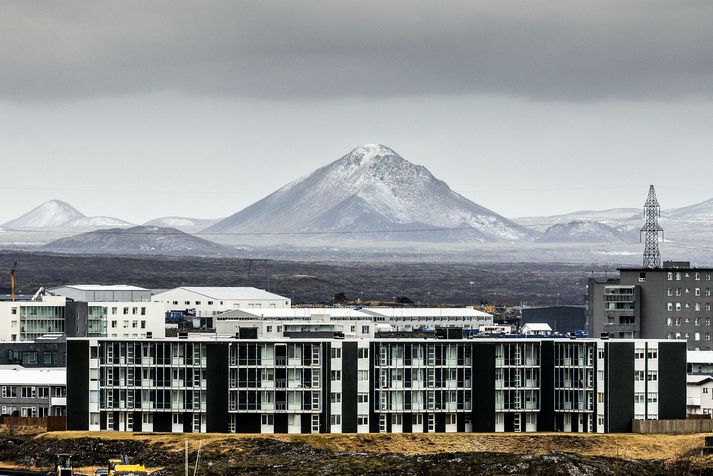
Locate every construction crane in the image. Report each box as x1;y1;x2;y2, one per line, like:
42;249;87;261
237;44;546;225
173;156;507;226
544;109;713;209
0;261;17;302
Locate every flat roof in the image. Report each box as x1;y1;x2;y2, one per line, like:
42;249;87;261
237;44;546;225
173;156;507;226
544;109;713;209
158;287;288;301
72;336;685;344
218;308;371;319
50;284;149;291
363;307;492;318
687;350;713;364
0;365;65;385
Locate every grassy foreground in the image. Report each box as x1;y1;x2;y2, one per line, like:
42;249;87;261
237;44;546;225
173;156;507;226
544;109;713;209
3;430;713;474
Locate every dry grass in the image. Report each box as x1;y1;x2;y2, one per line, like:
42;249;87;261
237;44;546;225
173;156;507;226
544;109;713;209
39;431;713;461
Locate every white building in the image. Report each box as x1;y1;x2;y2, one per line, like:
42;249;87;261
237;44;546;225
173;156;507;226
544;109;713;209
215;307;375;339
0;365;66;417
0;286;165;341
152;287;291;320
688;350;713;374
687;375;713;416
521;323;553;336
361;307;493;331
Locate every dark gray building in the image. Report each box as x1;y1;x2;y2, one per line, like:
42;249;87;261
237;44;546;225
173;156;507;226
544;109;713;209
0;335;67;367
521;306;587;334
587;261;713;350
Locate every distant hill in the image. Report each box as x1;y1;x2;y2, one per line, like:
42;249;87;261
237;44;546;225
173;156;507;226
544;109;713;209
537;221;638;243
205;144;536;242
2;199;134;232
144;216;223;233
42;226;235;257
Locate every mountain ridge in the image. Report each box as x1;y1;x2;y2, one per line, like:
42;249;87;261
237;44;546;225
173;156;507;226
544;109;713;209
204;144;535;242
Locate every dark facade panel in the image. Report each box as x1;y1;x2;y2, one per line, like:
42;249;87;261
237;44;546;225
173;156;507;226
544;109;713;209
341;342;358;433
606;342;634;432
66;339;89;430
473;343;495;432
539;341;555;431
658;341;687;419
206;343;229;433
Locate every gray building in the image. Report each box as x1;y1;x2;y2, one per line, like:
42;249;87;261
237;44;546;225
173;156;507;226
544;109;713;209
0;335;67;367
0;365;66;417
587;261;713;350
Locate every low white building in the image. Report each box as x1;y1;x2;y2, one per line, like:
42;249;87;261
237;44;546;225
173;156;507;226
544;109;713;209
152;287;291;321
521;323;553;336
687;375;713;416
361;307;493;331
215;307;375;339
0;365;66;417
688;350;713;374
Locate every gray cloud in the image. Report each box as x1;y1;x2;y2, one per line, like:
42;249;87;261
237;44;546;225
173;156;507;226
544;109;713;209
1;0;712;101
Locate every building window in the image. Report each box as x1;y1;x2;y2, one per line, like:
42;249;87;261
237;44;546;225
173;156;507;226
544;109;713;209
358;370;369;381
111;307;117;314
696;272;701;280
676;303;681;311
358;393;369;403
195;301;201;305
330;370;341;381
667;303;673;311
358;415;368;426
695;332;701;341
361;326;370;334
331;393;341;403
330;414;341;425
647;371;658;381
666;317;673;326
358;348;369;359
634;393;645;404
676;272;682;280
667;288;673;296
648;394;658;403
696;317;702;326
647;349;657;359
707;333;712;341
634;371;645;381
331;348;342;359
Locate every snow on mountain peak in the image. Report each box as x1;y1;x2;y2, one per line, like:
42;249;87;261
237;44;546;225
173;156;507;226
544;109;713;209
3;199;85;229
206;145;535;242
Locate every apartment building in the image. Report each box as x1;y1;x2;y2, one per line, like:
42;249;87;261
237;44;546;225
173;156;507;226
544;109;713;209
587;261;713;349
0;286;165;341
0;365;66;417
66;335;685;434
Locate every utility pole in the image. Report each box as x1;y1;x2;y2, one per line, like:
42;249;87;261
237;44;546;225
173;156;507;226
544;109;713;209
640;185;664;268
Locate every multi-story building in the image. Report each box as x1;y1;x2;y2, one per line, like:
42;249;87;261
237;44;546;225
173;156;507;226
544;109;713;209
0;286;166;342
66;335;685;434
0;365;66;417
151;287;292;328
587;261;713;349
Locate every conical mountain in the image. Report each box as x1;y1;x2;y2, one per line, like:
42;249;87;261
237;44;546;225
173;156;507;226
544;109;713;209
205;144;535;242
2;199;85;229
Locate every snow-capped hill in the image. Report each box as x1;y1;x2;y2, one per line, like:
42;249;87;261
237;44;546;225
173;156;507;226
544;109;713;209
665;198;713;219
3;199;85;229
144;216;223;233
537;220;638;243
43;225;235;256
205;144;535;242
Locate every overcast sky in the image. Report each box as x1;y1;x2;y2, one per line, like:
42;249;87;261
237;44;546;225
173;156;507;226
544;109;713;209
1;1;712;224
